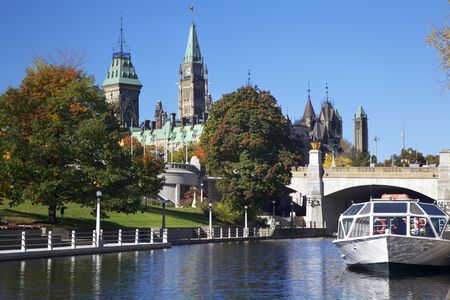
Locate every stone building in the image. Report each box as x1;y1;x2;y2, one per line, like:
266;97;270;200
354;106;369;154
178;23;212;120
102;21;142;128
292;85;343;154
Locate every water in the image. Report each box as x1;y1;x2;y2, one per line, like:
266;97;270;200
0;238;449;299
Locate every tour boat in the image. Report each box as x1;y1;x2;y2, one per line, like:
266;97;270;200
333;194;450;271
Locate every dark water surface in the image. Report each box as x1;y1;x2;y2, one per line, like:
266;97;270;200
0;238;449;299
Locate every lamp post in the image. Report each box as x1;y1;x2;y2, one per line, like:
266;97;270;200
208;202;213;239
141;129;147;158
96;190;102;247
244;205;248;237
192;186;197;208
290;202;294;229
272;200;276;217
161;200;166;229
200;182;204;203
185;141;189;164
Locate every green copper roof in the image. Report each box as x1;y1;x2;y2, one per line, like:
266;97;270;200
102;53;142;87
183;23;203;63
132;122;204;145
355;106;367;118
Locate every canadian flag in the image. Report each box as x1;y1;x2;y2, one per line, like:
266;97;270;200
189;5;194;11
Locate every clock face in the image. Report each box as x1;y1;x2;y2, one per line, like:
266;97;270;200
185;67;191;76
194;67;200;76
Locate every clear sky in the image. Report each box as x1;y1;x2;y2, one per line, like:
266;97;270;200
1;1;448;161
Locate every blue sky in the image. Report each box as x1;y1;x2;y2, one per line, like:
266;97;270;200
1;1;448;161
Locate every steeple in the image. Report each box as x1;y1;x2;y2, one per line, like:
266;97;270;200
102;16;142;128
355;105;367;118
301;83;316;130
179;22;210;120
183;23;203;64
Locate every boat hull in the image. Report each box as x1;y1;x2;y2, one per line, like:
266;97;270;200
334;235;450;267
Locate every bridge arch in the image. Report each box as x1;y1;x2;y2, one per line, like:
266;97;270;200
323;177;437;200
322;184;435;233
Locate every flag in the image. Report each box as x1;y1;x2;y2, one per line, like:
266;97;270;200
189;5;194;11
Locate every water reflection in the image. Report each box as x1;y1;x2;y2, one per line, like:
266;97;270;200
0;239;449;299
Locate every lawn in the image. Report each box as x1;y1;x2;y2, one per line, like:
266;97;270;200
0;201;213;231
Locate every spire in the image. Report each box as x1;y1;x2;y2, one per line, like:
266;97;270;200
325;82;329;103
355;106;367;118
183;23;203;63
307;81;311;100
114;12;129;59
247;69;252;86
103;14;141;87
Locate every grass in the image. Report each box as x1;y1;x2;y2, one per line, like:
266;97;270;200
0;201;215;231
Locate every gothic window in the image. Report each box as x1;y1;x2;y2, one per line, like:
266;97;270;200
115;71;118;77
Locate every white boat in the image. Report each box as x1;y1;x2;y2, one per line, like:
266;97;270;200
333;194;450;271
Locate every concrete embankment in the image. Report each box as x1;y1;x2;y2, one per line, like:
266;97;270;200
0;242;171;261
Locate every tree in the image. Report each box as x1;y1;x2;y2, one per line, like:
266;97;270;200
200;86;296;223
351;150;371;167
427;22;449;89
0;60;163;223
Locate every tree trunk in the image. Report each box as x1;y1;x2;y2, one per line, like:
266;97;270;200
48;205;57;223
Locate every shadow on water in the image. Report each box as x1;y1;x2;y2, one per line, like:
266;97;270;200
0;238;449;299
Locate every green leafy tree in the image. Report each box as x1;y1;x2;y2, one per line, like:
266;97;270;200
200;86;296;223
351;150;371;167
0;60;163;223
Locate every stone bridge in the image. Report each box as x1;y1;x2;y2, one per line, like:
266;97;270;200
289;149;450;232
158;150;450;233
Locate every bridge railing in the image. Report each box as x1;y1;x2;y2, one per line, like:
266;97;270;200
293;166;438;179
165;163;200;174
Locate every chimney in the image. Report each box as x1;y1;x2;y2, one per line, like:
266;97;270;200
144;120;150;130
151;121;156;130
170;112;176;128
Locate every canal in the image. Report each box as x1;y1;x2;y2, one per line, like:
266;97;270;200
0;238;449;299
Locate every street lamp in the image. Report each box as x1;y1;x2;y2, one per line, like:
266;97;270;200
141;129;147;158
290;202;294;229
208;202;213;239
272;200;276;217
244;205;248;237
200;182;204;203
95;190;102;247
192;186;197;208
161;200;167;230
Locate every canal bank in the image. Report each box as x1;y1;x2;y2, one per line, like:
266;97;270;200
0;226;329;261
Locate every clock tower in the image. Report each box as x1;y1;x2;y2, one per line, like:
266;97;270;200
178;23;211;120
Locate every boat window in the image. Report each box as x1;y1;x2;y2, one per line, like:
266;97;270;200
430;218;447;237
349;217;370;237
373;217;407;235
342;218;353;236
343;204;364;216
337;222;345;239
410;203;424;215
418;203;446;216
410;216;435;238
359;203;371;215
373;203;407;213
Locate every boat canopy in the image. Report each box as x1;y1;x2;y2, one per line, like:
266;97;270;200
337;200;449;240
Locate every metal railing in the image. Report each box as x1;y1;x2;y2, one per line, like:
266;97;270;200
175;227;272;241
0;228;168;254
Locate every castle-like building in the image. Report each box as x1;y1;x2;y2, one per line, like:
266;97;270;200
103;21;369;161
292;85;343;154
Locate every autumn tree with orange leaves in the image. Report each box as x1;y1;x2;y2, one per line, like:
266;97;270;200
0;59;164;223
